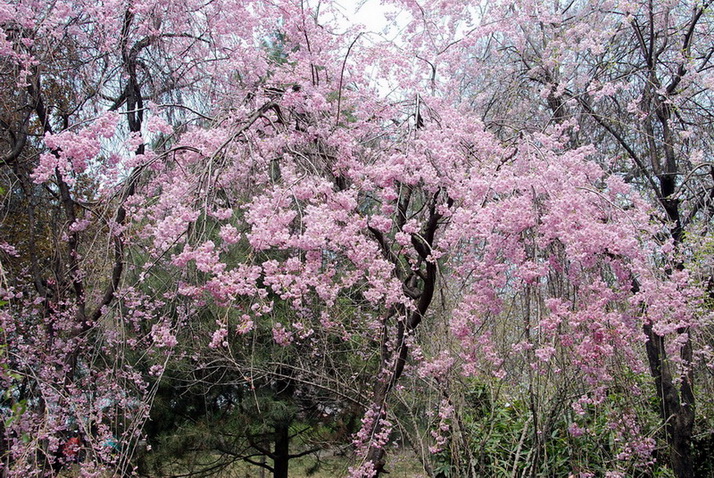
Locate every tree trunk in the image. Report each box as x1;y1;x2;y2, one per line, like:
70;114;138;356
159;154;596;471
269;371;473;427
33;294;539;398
272;421;290;478
643;323;695;478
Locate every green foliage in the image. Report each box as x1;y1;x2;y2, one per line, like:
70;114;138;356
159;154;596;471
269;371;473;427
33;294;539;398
264;31;292;66
431;450;452;478
1;323;28;464
692;429;714;478
433;378;679;478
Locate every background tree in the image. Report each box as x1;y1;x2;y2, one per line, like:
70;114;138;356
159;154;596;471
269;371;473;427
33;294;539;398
365;1;714;475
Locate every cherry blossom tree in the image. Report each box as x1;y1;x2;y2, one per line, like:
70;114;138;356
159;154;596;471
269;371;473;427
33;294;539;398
0;1;711;477
362;0;714;476
0;0;274;474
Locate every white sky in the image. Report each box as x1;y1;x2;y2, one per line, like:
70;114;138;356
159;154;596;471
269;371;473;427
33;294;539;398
347;0;391;32
334;0;405;37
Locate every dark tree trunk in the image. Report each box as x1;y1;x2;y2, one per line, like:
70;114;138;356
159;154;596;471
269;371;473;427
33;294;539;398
273;421;290;478
363;191;448;476
643;323;695;478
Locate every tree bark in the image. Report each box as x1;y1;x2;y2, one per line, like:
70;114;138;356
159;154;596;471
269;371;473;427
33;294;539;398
364;191;448;476
273;422;290;478
643;323;695;478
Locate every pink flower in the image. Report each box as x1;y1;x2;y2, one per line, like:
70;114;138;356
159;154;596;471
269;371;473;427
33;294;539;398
272;323;293;346
568;423;586;438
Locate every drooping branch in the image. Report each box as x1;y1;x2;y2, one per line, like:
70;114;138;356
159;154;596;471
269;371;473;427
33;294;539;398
27;65;88;323
666;1;712;96
574;95;661;194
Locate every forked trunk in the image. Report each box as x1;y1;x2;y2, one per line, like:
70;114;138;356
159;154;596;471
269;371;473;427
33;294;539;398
643;323;694;478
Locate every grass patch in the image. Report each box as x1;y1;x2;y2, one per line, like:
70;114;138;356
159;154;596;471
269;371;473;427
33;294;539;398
145;448;427;477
